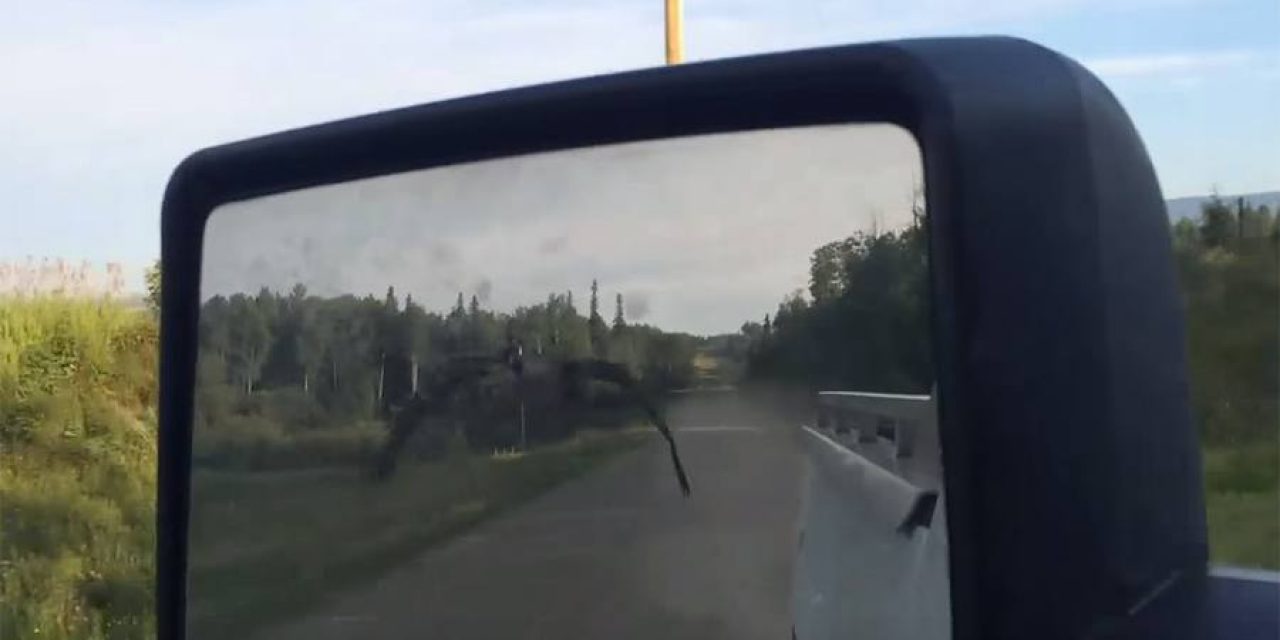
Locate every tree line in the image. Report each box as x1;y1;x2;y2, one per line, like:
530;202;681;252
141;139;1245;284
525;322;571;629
1171;196;1278;444
192;192;1277;450
739;195;1278;446
742;205;932;393
194;280;700;444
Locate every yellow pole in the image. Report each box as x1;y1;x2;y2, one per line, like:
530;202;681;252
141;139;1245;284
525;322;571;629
665;0;684;65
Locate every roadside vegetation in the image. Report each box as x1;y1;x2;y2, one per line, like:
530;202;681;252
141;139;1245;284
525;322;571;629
743;195;1279;569
1;197;1275;639
0;298;157;640
1174;196;1280;569
185;278;688;634
189;279;695;469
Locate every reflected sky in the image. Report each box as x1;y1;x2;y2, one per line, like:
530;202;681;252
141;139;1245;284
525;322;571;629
202;124;921;335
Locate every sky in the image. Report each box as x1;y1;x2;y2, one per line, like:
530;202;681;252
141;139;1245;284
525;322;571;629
3;0;1278;290
203;125;921;335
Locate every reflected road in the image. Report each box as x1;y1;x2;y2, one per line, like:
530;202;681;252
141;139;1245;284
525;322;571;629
258;390;809;640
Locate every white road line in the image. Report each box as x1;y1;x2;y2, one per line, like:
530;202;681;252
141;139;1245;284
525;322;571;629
329;615;377;624
530;508;642;520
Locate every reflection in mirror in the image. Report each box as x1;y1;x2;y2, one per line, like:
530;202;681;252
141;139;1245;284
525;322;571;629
190;124;944;640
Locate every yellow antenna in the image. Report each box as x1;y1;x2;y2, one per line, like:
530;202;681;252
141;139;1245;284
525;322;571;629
665;0;684;65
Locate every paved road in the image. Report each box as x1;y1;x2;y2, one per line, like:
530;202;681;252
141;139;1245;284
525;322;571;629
257;390;811;640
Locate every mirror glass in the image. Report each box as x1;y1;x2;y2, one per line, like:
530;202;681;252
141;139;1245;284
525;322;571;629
190;124;946;640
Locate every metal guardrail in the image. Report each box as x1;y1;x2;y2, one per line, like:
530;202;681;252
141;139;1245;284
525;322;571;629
816;390;935;460
808;388;941;534
795;390;952;640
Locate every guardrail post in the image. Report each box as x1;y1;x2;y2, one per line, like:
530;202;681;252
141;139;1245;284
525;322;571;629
857;414;877;443
834;413;851;435
895;419;915;458
816;389;934;458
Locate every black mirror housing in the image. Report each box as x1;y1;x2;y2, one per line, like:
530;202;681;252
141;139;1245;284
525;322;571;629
160;36;1212;639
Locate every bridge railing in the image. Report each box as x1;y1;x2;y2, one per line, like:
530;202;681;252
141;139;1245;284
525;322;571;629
795;390;950;637
815;390;935;461
804;388;941;534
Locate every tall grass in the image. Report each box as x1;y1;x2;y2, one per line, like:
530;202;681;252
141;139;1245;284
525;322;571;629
0;295;648;639
0;297;157;640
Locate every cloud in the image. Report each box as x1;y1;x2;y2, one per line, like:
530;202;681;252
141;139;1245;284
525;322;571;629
1170;76;1204;91
2;0;1261;276
201;124;924;334
429;242;462;266
1084;50;1260;80
0;0;663;268
538;236;570;256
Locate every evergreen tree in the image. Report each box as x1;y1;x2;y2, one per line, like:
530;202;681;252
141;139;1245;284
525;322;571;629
587;279;608;357
452;292;465;318
613;293;626;331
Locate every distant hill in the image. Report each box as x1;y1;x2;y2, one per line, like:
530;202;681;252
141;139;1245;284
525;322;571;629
1166;191;1280;221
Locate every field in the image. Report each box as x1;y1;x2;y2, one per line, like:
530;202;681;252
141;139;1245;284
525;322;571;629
187;429;648;638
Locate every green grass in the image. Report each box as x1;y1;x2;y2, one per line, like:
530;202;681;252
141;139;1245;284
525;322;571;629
0;297;157;640
1203;444;1280;570
1206;491;1279;569
185;428;649;638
